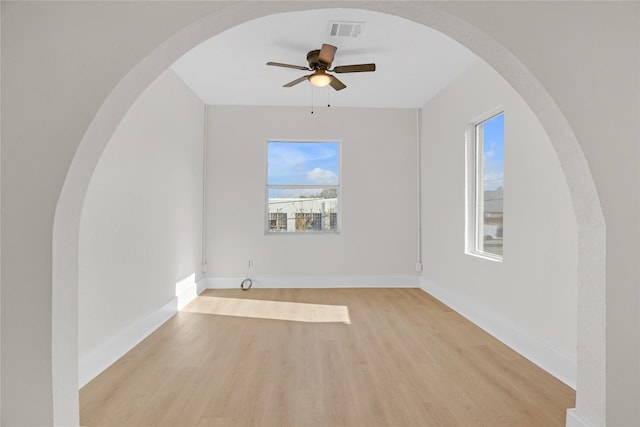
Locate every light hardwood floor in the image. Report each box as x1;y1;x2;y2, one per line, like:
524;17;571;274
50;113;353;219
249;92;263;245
80;288;575;426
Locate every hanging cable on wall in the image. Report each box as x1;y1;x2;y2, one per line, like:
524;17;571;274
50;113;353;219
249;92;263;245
416;108;423;272
310;85;314;114
240;259;254;290
202;105;208;276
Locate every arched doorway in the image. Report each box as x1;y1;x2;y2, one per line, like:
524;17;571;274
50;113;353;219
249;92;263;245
52;3;605;426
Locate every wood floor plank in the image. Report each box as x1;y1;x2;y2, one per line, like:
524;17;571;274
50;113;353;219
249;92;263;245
80;288;575;426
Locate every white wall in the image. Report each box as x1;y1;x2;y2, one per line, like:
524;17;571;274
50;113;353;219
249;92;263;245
420;60;578;375
432;5;638;424
205;105;418;283
0;3;637;426
79;70;203;358
0;3;3;419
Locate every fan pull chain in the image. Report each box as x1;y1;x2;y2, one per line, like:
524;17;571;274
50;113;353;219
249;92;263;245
327;87;331;108
310;85;314;114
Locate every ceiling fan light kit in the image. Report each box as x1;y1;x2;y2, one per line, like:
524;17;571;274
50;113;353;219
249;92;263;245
308;71;332;87
267;43;376;92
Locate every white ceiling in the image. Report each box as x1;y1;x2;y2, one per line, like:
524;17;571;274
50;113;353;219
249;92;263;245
171;8;479;109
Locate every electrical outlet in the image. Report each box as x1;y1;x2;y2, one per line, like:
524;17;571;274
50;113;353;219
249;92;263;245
415;262;423;272
248;258;254;268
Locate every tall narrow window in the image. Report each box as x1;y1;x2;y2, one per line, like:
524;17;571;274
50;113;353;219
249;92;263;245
468;112;504;259
266;141;340;233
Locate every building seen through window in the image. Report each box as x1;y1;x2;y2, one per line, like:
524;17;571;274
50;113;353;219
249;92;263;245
266;141;340;233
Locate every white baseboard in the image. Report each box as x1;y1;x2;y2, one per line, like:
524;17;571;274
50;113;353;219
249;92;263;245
197;277;208;295
566;409;592;427
200;275;421;290
79;297;177;388
420;278;576;389
79;279;206;388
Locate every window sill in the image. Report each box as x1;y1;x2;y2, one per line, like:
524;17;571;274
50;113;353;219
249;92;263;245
265;231;341;236
465;250;503;262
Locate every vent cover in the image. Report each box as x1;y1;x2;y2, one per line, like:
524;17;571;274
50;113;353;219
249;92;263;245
328;21;364;38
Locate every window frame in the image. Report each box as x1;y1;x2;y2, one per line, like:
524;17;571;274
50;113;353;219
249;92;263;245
265;140;341;235
465;109;504;261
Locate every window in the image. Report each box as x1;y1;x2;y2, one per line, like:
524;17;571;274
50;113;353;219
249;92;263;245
269;212;287;231
467;111;504;259
266;141;340;233
295;212;322;231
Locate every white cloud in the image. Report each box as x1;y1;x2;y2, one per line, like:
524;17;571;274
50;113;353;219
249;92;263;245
484;142;498;159
306;168;338;185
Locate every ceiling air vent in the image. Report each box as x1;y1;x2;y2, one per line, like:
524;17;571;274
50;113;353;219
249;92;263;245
328;21;364;38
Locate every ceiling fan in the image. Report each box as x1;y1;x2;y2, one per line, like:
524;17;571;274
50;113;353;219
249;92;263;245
266;43;376;91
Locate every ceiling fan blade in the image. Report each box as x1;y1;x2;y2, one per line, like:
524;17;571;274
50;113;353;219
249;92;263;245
333;63;376;73
318;44;337;65
283;75;310;87
267;61;309;71
329;75;346;91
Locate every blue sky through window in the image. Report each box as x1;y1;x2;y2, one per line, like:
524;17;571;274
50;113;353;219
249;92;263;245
482;113;504;190
267;142;339;186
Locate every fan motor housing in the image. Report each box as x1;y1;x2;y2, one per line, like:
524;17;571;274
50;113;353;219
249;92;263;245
307;49;330;70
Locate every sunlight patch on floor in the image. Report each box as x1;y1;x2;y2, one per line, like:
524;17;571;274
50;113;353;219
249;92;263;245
182;296;351;324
